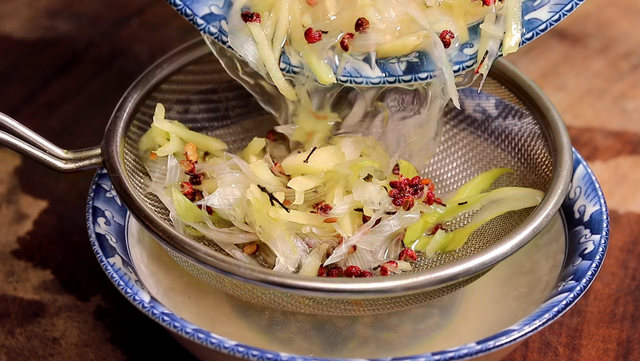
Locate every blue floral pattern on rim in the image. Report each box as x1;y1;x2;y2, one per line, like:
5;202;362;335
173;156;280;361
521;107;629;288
164;0;586;85
86;149;608;361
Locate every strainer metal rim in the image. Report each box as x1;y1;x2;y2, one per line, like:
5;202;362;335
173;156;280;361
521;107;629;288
103;39;573;299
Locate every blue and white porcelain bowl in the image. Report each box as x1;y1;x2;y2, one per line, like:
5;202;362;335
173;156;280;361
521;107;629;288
164;0;587;85
87;149;608;361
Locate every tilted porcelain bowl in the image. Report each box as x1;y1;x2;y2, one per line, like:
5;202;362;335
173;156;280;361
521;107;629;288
165;0;587;85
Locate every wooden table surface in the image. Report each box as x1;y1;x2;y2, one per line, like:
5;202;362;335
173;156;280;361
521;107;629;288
0;0;636;360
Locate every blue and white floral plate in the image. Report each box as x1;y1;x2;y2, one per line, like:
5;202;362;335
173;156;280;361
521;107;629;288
87;149;607;361
164;0;586;85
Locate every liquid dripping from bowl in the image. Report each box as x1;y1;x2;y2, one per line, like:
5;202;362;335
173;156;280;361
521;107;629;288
204;36;450;169
200;0;515;168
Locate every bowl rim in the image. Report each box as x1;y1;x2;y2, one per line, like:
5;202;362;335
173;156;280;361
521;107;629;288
87;148;609;361
101;39;574;298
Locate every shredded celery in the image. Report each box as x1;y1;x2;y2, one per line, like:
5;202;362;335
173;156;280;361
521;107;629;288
140;103;544;278
413;187;543;253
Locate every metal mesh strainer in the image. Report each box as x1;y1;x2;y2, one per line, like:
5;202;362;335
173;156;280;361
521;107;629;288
0;39;572;315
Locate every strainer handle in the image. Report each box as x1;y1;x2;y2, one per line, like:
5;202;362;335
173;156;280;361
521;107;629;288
0;112;103;173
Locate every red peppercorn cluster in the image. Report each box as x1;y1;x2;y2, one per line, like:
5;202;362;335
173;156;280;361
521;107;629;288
388;175;425;210
189;173;203;185
304;28;325;43
340;33;355;51
339;17;369;51
354;17;370;32
398;248;418;262
326;266;342;277
424;183;446;207
379;261;398;276
179;159;196;174
302;17;372;50
318;265;373;278
313;201;333;216
180;181;203;202
439;30;455;49
241;11;261;23
265;129;277;141
179;143;204;202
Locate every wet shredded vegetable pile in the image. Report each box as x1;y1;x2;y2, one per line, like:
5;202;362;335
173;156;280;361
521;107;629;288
139;103;543;278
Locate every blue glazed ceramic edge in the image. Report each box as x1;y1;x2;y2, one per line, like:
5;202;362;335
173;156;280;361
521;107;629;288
163;0;586;85
86;148;609;361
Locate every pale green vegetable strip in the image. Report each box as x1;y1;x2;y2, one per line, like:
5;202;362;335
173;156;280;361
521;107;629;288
477;11;496;62
443;188;543;251
269;208;326;227
298;243;330;276
396;260;413;271
290;105;341;149
301;51;336;85
288;2;306;50
402;206;444;246
439;186;540;221
398;159;419;179
288;175;321;192
262;9;276;44
246;184;301;272
246;22;298;101
503;0;522;56
448;168;512;202
423;229;447;257
293;190;304;205
281;145;345;174
273;191;285;202
155;101;166;119
288;175;321;205
327;178;346;205
414;230;443;252
476;7;505;82
403;216;429;246
139;124;169;151
249;160;285;188
155;133;183;157
172;188;209;223
198;179;218;194
406;186;539;247
404;168;511;246
241;137;266;162
324;0;338;16
336;211;360;237
347;159;380;185
375;31;428;58
153;104;228;153
154;137;169;147
271;0;291;61
413;187;543;252
453;5;469;44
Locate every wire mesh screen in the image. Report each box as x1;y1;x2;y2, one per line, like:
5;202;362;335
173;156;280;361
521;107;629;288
120;54;554;315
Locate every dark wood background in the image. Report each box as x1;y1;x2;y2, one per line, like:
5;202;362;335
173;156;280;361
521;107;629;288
0;0;637;360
